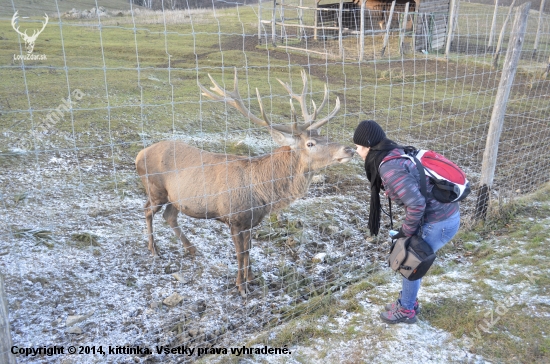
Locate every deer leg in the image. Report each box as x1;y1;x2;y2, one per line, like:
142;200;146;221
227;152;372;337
144;199;163;256
242;228;255;283
162;203;196;256
230;225;248;297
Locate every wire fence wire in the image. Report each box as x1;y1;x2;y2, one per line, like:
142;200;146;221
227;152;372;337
0;0;549;362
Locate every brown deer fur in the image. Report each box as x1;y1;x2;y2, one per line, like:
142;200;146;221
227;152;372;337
135;70;354;297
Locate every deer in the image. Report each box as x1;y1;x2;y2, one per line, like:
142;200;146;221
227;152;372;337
11;11;48;54
135;69;355;297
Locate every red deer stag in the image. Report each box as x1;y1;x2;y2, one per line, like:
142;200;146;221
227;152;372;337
135;69;354;297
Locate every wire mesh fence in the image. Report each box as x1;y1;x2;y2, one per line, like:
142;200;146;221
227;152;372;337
0;0;549;362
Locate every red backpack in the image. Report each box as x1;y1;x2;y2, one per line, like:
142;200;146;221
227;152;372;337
381;147;471;203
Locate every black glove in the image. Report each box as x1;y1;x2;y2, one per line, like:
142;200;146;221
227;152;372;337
391;227;407;240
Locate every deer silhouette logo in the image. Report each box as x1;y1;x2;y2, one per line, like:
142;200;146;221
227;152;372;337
11;11;48;54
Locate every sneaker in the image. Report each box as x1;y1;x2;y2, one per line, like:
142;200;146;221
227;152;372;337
385;293;421;315
380;304;417;324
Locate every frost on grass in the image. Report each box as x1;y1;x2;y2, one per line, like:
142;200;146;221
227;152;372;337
0;142;378;363
2;135;545;363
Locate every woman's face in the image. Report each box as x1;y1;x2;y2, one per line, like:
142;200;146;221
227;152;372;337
355;145;370;160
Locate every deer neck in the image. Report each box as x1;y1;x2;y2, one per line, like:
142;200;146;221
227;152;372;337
252;146;313;211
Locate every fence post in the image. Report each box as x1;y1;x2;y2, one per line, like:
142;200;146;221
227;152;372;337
381;0;396;56
492;0;516;68
298;0;304;40
544;55;550;79
314;0;319;40
445;0;457;57
0;275;15;364
533;0;546;58
258;0;262;44
400;2;410;55
359;0;366;61
475;2;530;220
280;0;285;40
338;0;344;58
271;0;277;45
487;0;499;50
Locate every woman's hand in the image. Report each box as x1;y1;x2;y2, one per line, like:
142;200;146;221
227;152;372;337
390;227;406;239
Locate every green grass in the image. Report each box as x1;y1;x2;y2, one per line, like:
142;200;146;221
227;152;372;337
3;5;547;161
0;0;135;16
419;184;550;363
224;183;550;363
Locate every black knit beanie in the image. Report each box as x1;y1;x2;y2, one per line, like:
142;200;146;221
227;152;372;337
353;120;386;147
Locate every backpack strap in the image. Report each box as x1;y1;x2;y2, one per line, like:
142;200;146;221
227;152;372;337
380;154;428;199
410;155;427;200
380;150;428;235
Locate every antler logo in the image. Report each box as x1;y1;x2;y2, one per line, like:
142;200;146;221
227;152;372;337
11;11;48;54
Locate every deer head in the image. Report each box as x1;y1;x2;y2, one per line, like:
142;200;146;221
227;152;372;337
198;68;351;170
11;11;48;54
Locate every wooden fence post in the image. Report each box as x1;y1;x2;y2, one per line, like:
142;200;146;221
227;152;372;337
381;0;396;56
258;0;263;43
487;0;499;50
338;0;344;58
280;0;285;40
475;2;531;220
271;0;277;45
543;55;550;79
445;0;457;57
298;0;304;40
0;275;16;364
359;0;366;61
533;0;547;58
314;0;319;40
492;0;517;68
400;2;410;55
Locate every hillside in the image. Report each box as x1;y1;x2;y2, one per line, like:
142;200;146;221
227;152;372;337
0;0;137;17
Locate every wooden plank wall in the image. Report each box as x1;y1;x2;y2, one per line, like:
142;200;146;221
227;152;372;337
416;0;450;50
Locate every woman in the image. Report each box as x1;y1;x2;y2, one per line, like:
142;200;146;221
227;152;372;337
353;120;461;324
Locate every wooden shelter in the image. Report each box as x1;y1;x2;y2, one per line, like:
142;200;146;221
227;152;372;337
258;0;455;59
314;0;451;50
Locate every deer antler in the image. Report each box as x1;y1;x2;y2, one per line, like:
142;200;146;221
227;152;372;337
32;14;49;40
198;68;340;135
11;11;26;38
198;68;296;134
276;70;340;132
11;12;48;39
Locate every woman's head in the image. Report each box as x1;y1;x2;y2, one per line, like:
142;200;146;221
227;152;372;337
353;120;400;236
353;120;386;160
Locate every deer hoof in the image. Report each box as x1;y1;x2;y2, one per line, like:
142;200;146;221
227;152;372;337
238;283;249;298
149;248;162;259
186;246;197;256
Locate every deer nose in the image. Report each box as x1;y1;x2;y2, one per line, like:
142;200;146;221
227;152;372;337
344;146;355;155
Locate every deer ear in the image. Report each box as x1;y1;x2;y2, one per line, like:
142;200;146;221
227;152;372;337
270;129;298;147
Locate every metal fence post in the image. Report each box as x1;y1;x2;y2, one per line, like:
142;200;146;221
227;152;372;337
476;2;531;220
